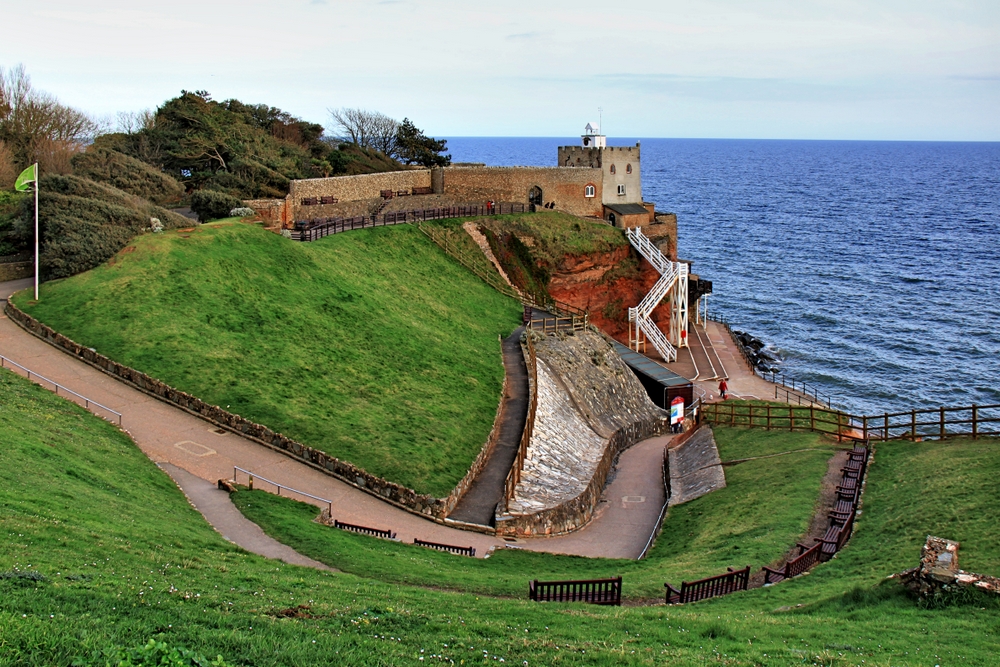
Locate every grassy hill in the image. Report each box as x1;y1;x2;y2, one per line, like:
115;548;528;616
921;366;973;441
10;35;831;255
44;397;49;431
12;220;521;496
3;368;997;666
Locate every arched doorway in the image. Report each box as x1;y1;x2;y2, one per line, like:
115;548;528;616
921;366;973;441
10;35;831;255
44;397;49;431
528;186;543;207
608;212;616;226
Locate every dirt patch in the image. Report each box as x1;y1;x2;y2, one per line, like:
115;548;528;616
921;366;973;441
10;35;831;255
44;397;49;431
178;227;196;233
748;448;850;588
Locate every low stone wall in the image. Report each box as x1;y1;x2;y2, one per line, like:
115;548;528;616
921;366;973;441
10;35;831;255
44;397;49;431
442;166;603;218
243;199;287;225
495;416;670;536
0;261;32;282
3;299;466;521
441;351;508;517
289;171;431;222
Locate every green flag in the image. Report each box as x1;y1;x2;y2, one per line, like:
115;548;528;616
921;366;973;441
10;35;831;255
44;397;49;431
14;163;37;192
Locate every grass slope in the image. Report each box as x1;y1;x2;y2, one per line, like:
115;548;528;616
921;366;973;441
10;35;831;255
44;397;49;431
2;370;999;666
235;428;839;599
13;221;521;496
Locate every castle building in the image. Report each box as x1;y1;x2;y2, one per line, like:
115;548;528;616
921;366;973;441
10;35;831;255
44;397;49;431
263;123;657;230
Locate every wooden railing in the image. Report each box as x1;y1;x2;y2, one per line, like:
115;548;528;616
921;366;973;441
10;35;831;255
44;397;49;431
529;576;622;606
762;543;822;584
701;400;1000;442
292;204;529;241
526;313;588;334
713;316;832;408
502;332;538;510
665;566;751;604
334;520;396;540
413;538;476;557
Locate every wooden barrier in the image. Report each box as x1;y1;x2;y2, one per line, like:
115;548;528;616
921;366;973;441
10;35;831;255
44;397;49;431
529;577;622;606
665;566;751;604
762;543;821;584
413;538;476;557
333;520;396;540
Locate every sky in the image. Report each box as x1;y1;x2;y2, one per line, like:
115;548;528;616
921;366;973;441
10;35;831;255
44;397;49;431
3;0;998;141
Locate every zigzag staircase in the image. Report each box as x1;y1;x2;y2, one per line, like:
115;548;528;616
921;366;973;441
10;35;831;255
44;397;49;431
625;226;689;362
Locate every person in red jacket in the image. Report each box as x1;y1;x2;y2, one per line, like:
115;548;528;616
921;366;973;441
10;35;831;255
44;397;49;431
719;378;729;400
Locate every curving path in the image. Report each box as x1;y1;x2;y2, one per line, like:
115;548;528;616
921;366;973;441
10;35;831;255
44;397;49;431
1;278;675;562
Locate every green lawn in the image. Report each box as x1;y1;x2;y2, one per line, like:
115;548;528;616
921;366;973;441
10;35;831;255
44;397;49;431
235;427;839;599
2;368;999;666
12;220;522;497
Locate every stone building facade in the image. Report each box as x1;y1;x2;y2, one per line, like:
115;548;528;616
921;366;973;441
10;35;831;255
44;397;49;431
249;124;656;229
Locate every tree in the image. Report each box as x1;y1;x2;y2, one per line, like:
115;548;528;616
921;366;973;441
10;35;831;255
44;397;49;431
0;64;95;175
328;107;400;157
395;118;450;167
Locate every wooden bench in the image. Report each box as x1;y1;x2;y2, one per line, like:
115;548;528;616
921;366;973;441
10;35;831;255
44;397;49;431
333;519;396;540
412;186;433;195
301;197;319;206
665;566;751;604
320;196;339;205
414;538;476;557
762;543;821;584
816;510;854;560
529;577;622;606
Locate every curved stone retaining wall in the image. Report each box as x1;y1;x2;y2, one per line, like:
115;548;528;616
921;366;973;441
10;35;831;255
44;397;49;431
5;299;507;528
495;415;670;536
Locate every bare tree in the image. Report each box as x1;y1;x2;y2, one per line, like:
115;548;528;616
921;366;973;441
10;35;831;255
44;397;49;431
0;64;96;173
115;109;155;135
328;107;400;158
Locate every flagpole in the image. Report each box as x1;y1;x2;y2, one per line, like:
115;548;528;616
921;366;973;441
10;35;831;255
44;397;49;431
34;163;39;301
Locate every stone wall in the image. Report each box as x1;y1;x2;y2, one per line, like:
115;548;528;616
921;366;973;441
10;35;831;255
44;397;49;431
289;171;431;222
496;329;669;536
440;166;604;218
243;199;286;225
3;299;475;522
0;261;32;282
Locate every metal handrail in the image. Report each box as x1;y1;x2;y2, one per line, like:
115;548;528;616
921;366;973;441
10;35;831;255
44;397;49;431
0;354;122;425
232;466;333;516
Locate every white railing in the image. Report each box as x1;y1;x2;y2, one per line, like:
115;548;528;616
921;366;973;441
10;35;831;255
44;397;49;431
232;466;333;516
625;227;688;362
0;354;123;425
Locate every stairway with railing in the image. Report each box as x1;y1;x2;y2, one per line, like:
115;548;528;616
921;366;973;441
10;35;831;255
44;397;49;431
625;227;688;362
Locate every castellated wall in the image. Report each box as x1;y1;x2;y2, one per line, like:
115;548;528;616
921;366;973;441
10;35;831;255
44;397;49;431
441;166;604;218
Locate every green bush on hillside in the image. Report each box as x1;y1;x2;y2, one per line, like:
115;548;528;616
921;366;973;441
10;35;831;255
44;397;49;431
189;189;242;222
12;174;189;280
71;148;185;206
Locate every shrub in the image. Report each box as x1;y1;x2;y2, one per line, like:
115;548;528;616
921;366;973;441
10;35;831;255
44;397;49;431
71;148;185;206
12;175;188;279
229;207;255;218
190;189;242;222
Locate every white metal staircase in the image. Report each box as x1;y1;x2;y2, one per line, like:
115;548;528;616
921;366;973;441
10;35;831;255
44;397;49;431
625;227;689;362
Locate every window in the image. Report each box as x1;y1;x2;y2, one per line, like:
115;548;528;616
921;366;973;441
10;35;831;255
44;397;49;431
584;184;596;198
617;184;626;196
610;164;616;174
626;164;632;174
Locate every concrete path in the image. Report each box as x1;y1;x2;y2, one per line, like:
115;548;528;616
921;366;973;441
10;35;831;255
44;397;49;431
449;326;529;526
513;435;671;559
159;463;334;571
1;278;677;562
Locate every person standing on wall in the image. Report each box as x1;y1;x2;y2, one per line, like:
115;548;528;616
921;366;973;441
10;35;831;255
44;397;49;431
719;378;729;400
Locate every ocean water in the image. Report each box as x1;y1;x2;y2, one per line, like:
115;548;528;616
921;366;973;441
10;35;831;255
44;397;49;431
446;137;1000;415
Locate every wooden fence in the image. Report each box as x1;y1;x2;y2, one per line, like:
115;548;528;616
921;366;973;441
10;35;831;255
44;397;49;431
413;538;476;557
292;204;528;242
665;566;751;605
529;577;622;606
713;316;832;408
701;401;1000;442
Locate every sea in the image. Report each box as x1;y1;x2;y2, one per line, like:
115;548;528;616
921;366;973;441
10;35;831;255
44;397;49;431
445;137;1000;416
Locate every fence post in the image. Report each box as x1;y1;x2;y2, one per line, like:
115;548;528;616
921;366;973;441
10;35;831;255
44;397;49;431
972;405;978;439
940;406;945;440
837;411;843;442
789;405;794;431
884;413;889;441
862;414;867;441
248;475;254;491
911;410;917;440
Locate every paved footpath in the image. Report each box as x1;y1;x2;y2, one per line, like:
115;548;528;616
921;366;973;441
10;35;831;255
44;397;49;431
0;279;675;562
